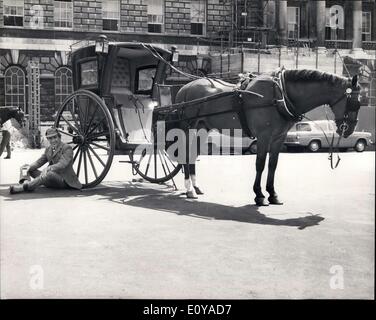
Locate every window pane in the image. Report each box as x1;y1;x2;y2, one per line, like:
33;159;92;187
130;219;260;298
103;0;119;19
297;123;311;132
137;68;156;92
191;0;206;23
54;1;72;28
81;60;98;86
4;66;25;110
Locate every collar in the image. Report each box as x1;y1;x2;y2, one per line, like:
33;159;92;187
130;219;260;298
275;70;302;121
50;141;63;155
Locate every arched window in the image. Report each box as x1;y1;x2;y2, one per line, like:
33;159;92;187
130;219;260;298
55;67;73;109
4;66;26;112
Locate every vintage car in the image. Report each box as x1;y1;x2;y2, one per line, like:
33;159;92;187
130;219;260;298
206;129;258;154
285;120;373;152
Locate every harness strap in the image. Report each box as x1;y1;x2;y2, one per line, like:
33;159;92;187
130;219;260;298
232;92;254;138
273;70;302;122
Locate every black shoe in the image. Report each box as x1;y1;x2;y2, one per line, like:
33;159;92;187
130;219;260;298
194;186;204;195
4;155;11;159
9;185;24;194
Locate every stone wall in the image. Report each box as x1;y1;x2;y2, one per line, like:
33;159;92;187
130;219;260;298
165;0;191;35
0;0;3;27
207;0;232;36
24;0;54;29
74;0;102;32
120;0;148;33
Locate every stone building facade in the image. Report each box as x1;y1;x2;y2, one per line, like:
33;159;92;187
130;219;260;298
0;0;375;120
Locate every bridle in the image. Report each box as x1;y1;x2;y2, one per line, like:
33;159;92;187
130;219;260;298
325;81;361;169
330;84;361;136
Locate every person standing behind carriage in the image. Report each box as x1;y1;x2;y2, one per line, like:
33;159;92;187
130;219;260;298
9;127;82;194
0;115;12;159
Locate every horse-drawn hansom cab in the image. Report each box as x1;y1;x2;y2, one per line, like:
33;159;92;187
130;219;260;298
55;38;183;188
56;36;362;205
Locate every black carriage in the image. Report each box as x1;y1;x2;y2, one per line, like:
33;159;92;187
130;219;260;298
55;38;182;188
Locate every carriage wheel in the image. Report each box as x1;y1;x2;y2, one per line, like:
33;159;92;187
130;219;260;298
130;144;182;184
54;89;115;188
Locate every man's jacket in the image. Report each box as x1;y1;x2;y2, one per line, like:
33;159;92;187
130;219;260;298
29;141;82;189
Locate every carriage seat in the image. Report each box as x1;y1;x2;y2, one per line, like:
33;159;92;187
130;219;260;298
111;87;134;109
111;87;154;144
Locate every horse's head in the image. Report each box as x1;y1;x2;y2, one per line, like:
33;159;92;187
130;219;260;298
331;75;361;138
13;107;26;127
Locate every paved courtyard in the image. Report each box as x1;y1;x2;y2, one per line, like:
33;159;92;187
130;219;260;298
0;149;374;299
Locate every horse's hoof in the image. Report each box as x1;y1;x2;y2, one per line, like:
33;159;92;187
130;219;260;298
194;186;204;195
186;190;198;199
268;196;284;205
254;197;269;206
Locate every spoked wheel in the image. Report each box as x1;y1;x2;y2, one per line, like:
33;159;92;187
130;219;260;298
130;144;182;184
54;90;115;188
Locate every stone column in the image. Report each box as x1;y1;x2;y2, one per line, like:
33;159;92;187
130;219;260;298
263;0;276;44
277;0;288;45
352;0;363;51
316;0;326;48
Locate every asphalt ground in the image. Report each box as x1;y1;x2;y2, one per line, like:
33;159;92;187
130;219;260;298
0;149;374;299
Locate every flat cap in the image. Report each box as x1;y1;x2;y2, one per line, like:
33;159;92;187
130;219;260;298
45;127;59;138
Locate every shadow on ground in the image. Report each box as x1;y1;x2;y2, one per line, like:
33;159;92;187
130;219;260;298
0;181;324;229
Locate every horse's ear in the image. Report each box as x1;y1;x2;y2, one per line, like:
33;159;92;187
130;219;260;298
352;75;358;87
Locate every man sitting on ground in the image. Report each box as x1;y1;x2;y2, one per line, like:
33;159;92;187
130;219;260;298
9;127;82;194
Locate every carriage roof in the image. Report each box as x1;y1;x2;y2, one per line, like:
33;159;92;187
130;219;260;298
71;42;172;65
71;42;173;94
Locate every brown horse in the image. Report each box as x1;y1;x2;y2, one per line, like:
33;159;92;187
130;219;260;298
173;69;361;205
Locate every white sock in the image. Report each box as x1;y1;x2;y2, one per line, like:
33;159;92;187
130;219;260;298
190;175;197;187
184;179;193;192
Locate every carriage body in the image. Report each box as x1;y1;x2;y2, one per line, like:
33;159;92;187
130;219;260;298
70;42;172;152
54;41;182;188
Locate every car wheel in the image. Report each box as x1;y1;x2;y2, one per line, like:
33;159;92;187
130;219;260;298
308;140;320;152
249;141;257;154
355;140;366;152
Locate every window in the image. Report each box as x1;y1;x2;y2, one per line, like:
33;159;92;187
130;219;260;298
191;0;206;36
325;6;345;40
147;0;164;33
54;0;73;29
287;7;299;39
103;0;120;31
296;123;311;132
3;0;24;26
55;67;73;108
136;67;156;93
4;66;26;112
362;12;372;42
80;60;98;87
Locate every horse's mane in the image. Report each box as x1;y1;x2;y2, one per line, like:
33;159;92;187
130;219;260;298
284;69;348;87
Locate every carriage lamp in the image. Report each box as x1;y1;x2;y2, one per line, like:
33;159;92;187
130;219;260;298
170;46;179;63
95;35;109;54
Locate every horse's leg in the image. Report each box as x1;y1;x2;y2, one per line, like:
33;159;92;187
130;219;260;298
0;130;11;158
253;135;270;206
184;129;198;199
266;135;286;205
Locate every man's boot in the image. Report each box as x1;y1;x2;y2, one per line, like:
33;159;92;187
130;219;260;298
9;183;27;194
